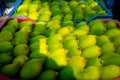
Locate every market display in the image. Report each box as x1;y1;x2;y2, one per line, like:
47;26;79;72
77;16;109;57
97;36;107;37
0;18;120;80
13;0;108;21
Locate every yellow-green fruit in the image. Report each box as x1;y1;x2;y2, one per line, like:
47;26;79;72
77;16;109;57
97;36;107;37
0;52;13;65
33;24;46;34
7;18;18;30
63;14;73;21
82;45;101;58
20;59;44;79
105;29;120;39
63;34;76;42
78;35;96;49
13;44;29;57
29;35;46;44
1;63;20;77
89;19;103;27
68;56;86;71
76;24;89;33
19;21;33;29
80;66;100;80
63;39;78;49
37;70;57;80
62;21;74;27
30;31;41;38
1;25;15;34
59;66;79;80
30;50;48;59
101;53;120;66
90;25;106;36
86;57;103;67
96;35;111;46
58;27;70;37
0;31;13;42
76;22;87;28
105;21;117;29
67;48;81;57
73;29;88;37
45;48;68;70
20;26;32;35
100;65;120;79
101;43;115;55
0;42;13;53
13;55;29;67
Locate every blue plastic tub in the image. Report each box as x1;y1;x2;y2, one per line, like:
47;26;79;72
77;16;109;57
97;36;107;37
0;0;6;16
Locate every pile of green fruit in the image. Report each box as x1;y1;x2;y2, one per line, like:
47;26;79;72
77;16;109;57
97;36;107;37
0;18;120;80
13;0;107;21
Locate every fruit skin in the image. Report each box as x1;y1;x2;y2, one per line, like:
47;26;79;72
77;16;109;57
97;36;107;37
78;35;96;49
80;66;100;80
59;65;79;80
20;59;44;79
96;35;111;46
81;45;101;58
90;25;106;36
7;18;18;30
105;29;120;40
86;57;103;67
101;43;115;55
68;56;86;71
67;48;81;57
1;25;15;34
0;52;13;65
37;70;57;80
0;42;13;53
100;65;120;79
0;31;13;42
45;48;68;70
105;21;117;29
13;55;29;67
13;44;29;57
0;63;20;77
101;53;120;66
19;21;33;29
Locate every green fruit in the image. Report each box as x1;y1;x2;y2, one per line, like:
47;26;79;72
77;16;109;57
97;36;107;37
12;36;28;45
20;59;44;79
1;63;20;77
33;23;46;34
63;14;73;21
86;57;103;67
82;45;101;58
63;34;76;42
105;21;117;29
68;56;86;71
76;25;89;33
13;44;29;57
29;35;46;44
1;25;15;34
62;21;74;27
51;15;62;21
0;42;13;53
105;29;120;39
116;46;120;54
45;48;68;70
13;55;29;67
7;18;18;30
101;53;120;66
37;70;57;80
20;26;32;35
30;31;41;38
89;19;103;27
63;39;78;49
80;66;100;80
29;42;48;52
67;48;81;57
0;52;13;65
59;66;79;80
101;43;115;55
73;13;84;21
112;36;120;46
0;31;13;42
19;21;33;29
90;25;106;36
100;65;120;79
96;35;111;46
76;22;87;29
14;31;28;39
30;50;48;59
78;35;96;49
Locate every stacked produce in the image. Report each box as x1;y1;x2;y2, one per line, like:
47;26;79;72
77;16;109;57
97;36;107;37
0;18;120;80
13;0;107;21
